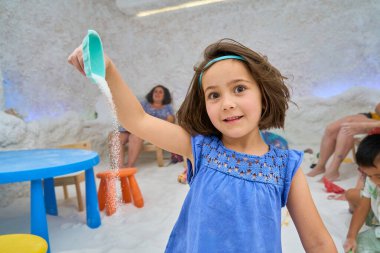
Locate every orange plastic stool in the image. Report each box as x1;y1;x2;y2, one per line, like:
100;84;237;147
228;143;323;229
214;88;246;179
96;167;144;216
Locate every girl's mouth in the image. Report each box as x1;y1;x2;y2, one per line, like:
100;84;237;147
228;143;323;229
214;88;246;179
223;116;243;122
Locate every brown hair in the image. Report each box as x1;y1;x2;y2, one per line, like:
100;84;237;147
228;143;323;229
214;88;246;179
177;39;291;136
145;84;172;105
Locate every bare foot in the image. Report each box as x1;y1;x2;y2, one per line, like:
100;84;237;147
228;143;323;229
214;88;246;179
307;165;325;177
304;148;313;154
324;171;340;181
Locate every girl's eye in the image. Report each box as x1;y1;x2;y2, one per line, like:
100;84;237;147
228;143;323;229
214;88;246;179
207;92;220;100
234;85;246;93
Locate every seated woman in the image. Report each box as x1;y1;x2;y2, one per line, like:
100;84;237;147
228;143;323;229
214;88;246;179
307;103;380;181
109;84;175;168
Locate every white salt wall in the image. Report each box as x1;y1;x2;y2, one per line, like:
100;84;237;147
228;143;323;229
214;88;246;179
0;70;4;110
0;0;379;203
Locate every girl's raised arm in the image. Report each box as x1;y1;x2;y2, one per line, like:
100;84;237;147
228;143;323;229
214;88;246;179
68;46;192;158
286;170;338;253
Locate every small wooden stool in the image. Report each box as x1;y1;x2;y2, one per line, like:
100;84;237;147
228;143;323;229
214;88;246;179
54;141;92;212
0;234;48;253
96;167;144;216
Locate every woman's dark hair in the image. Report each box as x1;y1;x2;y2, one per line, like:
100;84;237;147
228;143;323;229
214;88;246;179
356;134;380;167
145;84;172;105
177;38;291;136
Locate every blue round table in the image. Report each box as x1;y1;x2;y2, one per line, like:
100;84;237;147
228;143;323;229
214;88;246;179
0;149;101;253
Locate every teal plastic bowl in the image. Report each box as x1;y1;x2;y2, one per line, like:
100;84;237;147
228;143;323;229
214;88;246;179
82;30;105;81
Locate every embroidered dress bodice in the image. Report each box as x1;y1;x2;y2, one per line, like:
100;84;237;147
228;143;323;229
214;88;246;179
165;135;303;253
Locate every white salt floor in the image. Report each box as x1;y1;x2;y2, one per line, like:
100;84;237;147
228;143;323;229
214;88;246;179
0;153;360;253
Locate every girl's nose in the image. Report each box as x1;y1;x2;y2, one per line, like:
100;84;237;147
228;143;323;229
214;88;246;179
222;96;236;111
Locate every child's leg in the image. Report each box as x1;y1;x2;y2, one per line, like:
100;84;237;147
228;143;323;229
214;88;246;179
307;114;368;177
356;228;380;253
126;134;144;167
324;128;355;181
307;119;345;176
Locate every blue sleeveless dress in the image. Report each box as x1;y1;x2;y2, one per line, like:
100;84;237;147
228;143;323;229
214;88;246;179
165;135;303;253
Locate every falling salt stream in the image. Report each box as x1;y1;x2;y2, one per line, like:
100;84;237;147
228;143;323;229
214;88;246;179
92;73;122;208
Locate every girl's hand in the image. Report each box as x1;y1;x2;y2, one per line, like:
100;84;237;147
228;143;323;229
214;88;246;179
67;46;111;76
343;237;356;253
67;46;86;76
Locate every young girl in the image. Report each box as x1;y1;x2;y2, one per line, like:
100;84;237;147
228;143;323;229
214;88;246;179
68;39;337;252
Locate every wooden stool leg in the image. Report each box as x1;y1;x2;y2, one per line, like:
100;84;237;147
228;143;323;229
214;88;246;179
128;175;144;208
105;178;117;216
74;177;84;212
120;177;132;203
98;179;106;211
156;148;164;167
63;185;69;199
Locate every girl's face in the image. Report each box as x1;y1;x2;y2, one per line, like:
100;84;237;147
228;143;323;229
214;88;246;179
202;60;262;140
153;86;165;104
361;155;380;186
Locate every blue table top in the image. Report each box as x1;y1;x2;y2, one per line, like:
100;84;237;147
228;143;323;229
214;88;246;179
0;149;100;184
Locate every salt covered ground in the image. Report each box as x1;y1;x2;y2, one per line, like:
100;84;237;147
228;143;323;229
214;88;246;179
0;151;359;253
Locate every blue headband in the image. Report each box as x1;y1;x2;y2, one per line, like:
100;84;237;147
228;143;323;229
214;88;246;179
198;55;246;87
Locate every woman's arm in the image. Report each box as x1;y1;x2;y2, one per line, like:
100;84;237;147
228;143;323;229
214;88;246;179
167;115;175;123
68;47;192;158
287;170;338;253
341;120;380;136
165;105;175;123
343;197;371;253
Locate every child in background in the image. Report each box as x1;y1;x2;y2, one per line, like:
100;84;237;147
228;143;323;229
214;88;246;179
344;134;380;253
261;130;289;150
68;38;337;252
344;125;380;214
